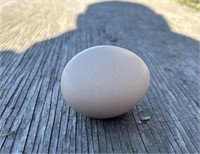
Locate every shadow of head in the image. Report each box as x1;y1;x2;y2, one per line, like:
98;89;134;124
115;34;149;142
77;1;169;32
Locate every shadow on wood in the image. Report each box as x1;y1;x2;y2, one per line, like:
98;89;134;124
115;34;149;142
0;1;199;153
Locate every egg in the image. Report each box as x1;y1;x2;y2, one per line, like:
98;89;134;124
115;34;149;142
61;45;150;119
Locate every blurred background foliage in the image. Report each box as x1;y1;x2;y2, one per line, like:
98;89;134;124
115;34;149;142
177;0;200;10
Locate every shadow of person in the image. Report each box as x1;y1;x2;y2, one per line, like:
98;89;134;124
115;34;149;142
1;0;199;112
0;1;199;153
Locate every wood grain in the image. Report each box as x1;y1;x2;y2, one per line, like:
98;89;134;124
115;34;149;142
0;0;199;153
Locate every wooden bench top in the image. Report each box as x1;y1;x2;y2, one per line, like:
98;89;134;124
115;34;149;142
0;1;199;153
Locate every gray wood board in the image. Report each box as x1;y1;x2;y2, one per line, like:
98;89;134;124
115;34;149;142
0;1;200;153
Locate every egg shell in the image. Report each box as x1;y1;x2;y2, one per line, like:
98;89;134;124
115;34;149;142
61;45;150;119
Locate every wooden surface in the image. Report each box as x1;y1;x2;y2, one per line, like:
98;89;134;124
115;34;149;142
0;1;200;153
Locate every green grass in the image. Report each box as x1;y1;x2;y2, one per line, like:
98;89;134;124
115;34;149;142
177;0;200;11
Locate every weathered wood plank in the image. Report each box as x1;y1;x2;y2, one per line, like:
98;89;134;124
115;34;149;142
0;0;199;153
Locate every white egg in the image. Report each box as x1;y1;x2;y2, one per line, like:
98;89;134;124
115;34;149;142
61;45;150;119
